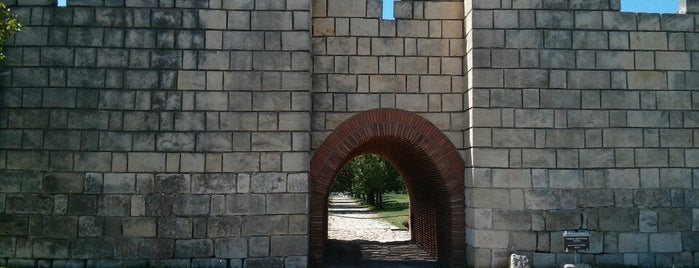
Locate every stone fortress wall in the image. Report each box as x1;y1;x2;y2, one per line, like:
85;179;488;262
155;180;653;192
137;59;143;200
465;0;699;266
0;0;697;267
1;0;312;266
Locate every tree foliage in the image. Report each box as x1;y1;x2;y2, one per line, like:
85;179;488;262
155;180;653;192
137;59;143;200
0;3;22;65
332;154;404;208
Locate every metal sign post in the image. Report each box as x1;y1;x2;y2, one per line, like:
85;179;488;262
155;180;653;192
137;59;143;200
563;230;590;265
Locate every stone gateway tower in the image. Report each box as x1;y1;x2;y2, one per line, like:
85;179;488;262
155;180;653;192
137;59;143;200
1;0;698;267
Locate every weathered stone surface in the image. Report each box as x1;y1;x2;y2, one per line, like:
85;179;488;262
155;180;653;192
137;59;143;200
207;217;241;238
175;239;213;258
78;216;103;238
658;209;692;232
214;238;247;258
250;173;286;193
70;238;114;259
68;195;98;216
173;195;210;216
6;195;53;214
599;209;639;232
158;218;192;239
270;235;307;256
492;210;531;230
154;174;190;193
649;232;682;253
242;215;287;236
227;194;265;215
99;195;130;216
544;210;580;231
192;174;236;194
123;217;156;237
0;215;28;236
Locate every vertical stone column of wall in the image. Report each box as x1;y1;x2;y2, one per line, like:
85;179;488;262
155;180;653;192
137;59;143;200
0;0;312;266
466;0;699;266
311;0;466;150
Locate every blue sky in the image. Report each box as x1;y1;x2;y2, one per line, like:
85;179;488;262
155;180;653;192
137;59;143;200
621;0;679;13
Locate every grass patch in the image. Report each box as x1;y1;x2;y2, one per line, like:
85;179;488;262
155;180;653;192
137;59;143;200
368;193;410;230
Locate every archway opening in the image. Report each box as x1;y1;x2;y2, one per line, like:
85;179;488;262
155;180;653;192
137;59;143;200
310;109;466;267
328;154;409;241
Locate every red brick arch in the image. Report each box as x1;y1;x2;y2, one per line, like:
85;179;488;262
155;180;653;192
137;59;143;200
309;109;465;267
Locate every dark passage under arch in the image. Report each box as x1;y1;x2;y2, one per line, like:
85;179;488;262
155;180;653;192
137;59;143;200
309;109;466;267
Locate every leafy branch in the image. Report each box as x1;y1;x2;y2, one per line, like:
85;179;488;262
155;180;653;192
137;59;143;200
0;3;23;65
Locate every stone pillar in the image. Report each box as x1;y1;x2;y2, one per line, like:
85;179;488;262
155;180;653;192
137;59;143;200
679;0;699;13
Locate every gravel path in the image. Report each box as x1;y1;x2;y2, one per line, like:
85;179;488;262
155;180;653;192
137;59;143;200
325;194;437;267
327;194;411;242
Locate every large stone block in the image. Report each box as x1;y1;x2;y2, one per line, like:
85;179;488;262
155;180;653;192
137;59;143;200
122;217;156;238
627;71;668;90
33;239;70;259
102;173;135;194
158;218;192;239
599;208;638;231
492;210;531;230
635;149;669;167
6;194;53;214
514;109;554;128
251;173;286;193
196;133;232;152
154;174;190;193
242;215;287;236
68;195;97;216
524;189;560;210
226;194;265;215
568;71;610;89
635;189;672;208
606;169;640;189
492;129;534;148
192;174;237;194
270;235;307;256
145;195;174;216
504;69;548;88
267;194;307;214
548;170;583;188
545;210;580;231
43;173;83;194
70;238;114;259
128;153;166;172
492;169;532;188
99;195;130;216
472;188;510;209
207;217;241;237
573;31;608;49
214;238;247;258
175;239;213;258
173;195;210;216
658;208;692;232
649;232;682;253
618;233;648;253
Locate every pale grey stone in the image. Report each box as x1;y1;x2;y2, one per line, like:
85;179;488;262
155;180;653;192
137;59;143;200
618;233;648;253
649;233;682;253
600;208;638;231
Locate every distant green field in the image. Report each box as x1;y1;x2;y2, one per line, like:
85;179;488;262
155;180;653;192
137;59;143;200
372;193;410;230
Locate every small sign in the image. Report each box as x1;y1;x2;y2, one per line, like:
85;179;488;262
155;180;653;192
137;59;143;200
563;231;589;251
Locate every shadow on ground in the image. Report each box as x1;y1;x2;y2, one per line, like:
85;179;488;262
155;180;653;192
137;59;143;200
324;239;437;268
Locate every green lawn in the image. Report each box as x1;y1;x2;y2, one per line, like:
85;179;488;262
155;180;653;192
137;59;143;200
371;193;410;230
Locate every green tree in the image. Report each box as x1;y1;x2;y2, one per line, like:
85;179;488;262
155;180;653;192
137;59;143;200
334;154;404;209
0;3;22;65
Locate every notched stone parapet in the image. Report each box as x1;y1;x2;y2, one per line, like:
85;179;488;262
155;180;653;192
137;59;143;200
679;0;699;13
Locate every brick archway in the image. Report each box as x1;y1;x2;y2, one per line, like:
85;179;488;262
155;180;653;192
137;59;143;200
309;109;465;267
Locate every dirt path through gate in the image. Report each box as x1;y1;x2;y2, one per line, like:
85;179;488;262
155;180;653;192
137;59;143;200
324;194;437;267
